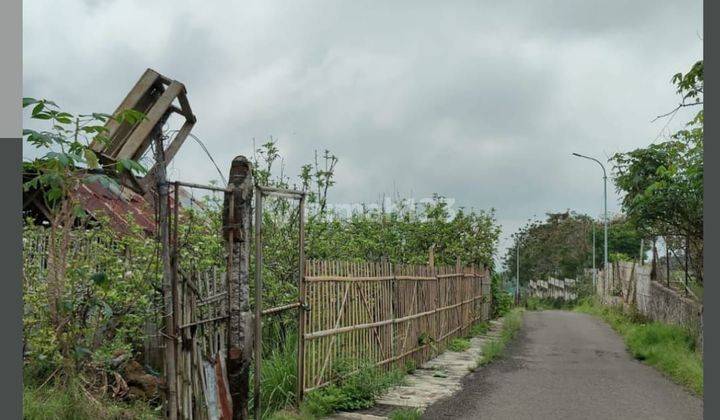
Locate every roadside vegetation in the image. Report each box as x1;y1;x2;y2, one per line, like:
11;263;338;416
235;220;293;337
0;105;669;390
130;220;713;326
388;407;422;420
574;298;702;396
22;88;502;419
475;308;524;368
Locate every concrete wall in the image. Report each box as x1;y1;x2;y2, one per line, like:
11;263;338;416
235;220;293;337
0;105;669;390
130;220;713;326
528;278;577;301
598;261;703;353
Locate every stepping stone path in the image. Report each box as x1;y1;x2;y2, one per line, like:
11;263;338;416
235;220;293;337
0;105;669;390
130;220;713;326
327;319;505;419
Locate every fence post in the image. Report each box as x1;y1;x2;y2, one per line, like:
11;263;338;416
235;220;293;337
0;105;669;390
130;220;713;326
154;133;178;420
429;246;438;342
223;156;254;420
296;195;306;402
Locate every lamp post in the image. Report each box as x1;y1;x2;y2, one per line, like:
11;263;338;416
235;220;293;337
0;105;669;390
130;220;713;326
592;222;596;286
572;153;608;284
515;233;522;305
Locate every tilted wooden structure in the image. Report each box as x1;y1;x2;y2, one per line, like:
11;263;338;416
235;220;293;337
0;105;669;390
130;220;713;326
90;68;197;193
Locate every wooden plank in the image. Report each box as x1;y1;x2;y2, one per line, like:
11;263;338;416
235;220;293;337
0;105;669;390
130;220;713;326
90;68;160;154
116;80;185;161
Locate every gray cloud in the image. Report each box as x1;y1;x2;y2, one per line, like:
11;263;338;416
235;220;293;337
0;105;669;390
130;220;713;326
23;0;702;266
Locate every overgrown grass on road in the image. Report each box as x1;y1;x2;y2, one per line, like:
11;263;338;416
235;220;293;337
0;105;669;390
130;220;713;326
476;309;524;367
575;298;703;396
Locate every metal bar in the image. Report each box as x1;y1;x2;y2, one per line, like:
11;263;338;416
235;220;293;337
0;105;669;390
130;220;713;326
253;188;263;420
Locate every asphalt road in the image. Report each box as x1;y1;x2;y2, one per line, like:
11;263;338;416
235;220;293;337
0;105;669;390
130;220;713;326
421;310;702;420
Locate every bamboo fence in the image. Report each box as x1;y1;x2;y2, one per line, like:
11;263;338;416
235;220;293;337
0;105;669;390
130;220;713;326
301;260;491;393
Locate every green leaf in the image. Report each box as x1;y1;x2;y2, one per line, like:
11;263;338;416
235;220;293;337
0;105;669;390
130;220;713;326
23;97;38;108
84;149;99;169
91;272;110;289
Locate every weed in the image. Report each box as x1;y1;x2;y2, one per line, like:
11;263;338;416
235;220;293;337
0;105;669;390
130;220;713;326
447;338;471;352
468;321;490;337
298;361;406;417
477;309;524;367
23;379;159;420
388;407;422;420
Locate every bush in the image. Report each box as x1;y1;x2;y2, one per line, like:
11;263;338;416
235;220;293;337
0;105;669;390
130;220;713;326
491;273;513;317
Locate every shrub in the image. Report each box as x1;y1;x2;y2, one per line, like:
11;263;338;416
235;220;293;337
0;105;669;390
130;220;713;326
491;273;513;317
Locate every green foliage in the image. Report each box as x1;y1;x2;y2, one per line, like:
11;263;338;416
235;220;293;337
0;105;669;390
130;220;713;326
468;321;490;337
23;98;146;213
300;362;405;417
503;212;595;284
249;335;299;419
23;380;159;420
611;60;703;281
447;337;471;352
491;273;513;317
477;309;523;367
575;298;702;395
388;407;423;420
23;218;161;380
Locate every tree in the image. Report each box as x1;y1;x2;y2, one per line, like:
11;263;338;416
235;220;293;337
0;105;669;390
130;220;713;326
611;60;703;282
23;98;147;380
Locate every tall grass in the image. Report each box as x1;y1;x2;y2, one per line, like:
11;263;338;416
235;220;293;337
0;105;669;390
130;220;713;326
388;407;422;420
23;379;159;420
477;308;523;366
575;298;703;395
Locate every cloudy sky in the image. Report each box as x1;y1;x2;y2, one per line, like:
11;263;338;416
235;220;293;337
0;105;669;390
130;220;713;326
23;1;702;266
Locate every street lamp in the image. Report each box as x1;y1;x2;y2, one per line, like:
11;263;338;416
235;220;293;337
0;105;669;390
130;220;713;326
515;232;522;305
572;153;608;285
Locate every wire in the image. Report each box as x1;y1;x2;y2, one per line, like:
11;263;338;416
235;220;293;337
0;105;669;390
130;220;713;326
166;130;228;187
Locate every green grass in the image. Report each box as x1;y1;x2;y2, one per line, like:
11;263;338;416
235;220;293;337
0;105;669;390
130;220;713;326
575;298;703;395
23;380;160;420
250;335;300;419
267;318;499;419
467;321;490;337
477;308;524;367
447;337;471;352
291;361;406;419
388;407;422;420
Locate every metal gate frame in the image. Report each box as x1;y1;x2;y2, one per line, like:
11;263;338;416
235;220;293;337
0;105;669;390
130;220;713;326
253;185;306;420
